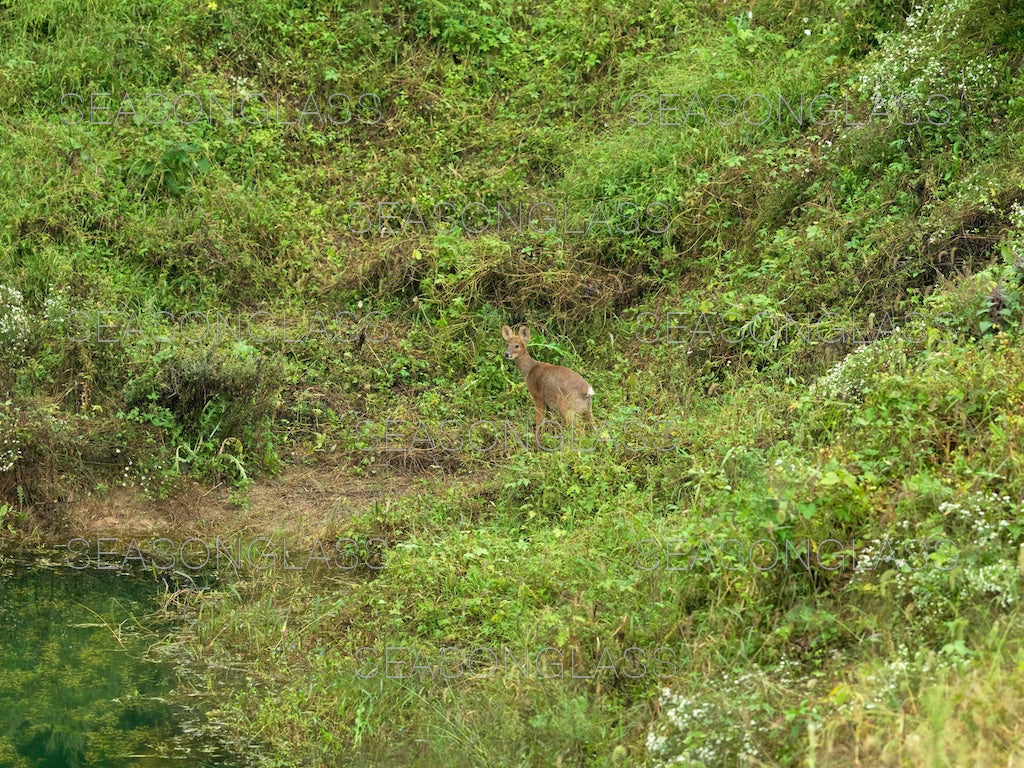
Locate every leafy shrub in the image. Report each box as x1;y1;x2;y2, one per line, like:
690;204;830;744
858;0;1008;126
811;333;910;401
0;285;30;357
121;341;284;482
645;662;803;766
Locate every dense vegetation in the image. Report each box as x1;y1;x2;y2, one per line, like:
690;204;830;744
2;0;1024;764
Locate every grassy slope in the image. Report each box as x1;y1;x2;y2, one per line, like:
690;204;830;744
2;0;1024;764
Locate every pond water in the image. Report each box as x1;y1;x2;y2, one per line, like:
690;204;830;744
0;562;244;767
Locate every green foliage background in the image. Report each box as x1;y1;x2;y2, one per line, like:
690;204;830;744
2;0;1024;764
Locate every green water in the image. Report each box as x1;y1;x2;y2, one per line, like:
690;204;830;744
0;563;241;768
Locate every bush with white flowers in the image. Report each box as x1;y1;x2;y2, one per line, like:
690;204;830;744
891;491;1024;636
939;492;1022;609
643;665;802;766
858;0;1003;118
811;333;909;401
0;412;20;474
0;284;30;356
42;286;71;334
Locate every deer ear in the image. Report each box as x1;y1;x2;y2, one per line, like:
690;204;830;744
502;325;514;340
520;326;530;341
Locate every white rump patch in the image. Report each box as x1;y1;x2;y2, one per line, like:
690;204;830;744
587;386;594;397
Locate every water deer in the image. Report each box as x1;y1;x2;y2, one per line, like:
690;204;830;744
502;325;595;447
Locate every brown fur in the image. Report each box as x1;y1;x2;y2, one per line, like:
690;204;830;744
502;325;595;446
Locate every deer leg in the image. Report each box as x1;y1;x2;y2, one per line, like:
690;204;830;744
565;409;581;444
568;408;596;446
534;407;547;449
532;396;546;450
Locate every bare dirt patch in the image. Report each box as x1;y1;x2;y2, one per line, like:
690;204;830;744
62;459;463;540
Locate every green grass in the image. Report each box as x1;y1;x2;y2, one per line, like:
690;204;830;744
3;0;1024;764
